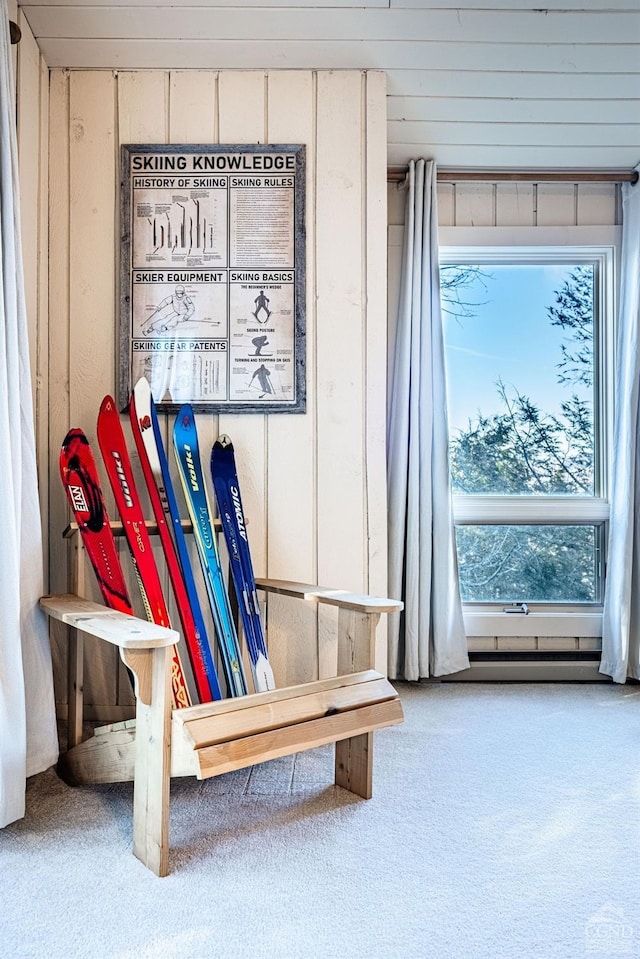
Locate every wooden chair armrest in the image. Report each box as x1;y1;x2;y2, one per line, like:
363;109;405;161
254;578;403;615
40;594;179;650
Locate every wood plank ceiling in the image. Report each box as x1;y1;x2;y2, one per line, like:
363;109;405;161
18;0;640;170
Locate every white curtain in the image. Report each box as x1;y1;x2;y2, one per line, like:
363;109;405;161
0;4;57;828
387;159;469;680
601;165;640;683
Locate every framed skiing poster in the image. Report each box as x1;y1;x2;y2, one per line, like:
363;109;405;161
119;143;306;413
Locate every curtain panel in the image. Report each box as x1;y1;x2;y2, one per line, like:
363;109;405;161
0;3;57;828
387;159;469;681
601;166;640;684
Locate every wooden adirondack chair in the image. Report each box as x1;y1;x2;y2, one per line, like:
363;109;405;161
41;529;404;876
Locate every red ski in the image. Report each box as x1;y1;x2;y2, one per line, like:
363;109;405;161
129;381;218;702
96;395;191;709
60;428;133;614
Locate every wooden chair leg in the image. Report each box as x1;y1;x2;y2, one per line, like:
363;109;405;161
337;608;379;675
67;535;86;748
334;609;378;797
121;645;172;877
335;731;374;799
67;630;84;749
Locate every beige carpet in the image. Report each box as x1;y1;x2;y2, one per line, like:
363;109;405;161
3;682;640;959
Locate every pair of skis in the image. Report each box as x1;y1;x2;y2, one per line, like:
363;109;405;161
60;378;275;704
173;408;275;695
60;416;191;709
129;381;222;702
173;408;248;698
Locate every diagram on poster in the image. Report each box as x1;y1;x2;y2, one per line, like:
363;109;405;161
133;188;227;267
228;272;295;401
132;271;227;338
120;145;306;413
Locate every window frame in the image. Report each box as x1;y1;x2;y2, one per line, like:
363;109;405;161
439;226;620;630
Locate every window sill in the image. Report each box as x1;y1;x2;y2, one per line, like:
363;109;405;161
463;608;602;638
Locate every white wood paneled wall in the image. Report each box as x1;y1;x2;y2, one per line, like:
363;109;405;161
388;179;619;230
46;69;388;717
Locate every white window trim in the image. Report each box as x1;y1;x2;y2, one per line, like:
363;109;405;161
439;226;621;637
453;496;609;525
463;608;603;638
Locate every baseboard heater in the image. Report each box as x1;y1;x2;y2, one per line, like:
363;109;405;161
470;651;600;663
433;650;609;683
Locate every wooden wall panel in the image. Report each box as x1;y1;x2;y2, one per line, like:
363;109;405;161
495;183;535;227
116;70;170;706
577;184;618;226
218;72;268;589
165;70;219;700
264;70;318;687
48;70;70;704
391;179;621;234
170;71;227;696
453;182;494;227
365;70;390;672
118;70;167;142
68;71;119;705
215;72;269;690
316;71;366;679
68;72;117;432
394;179;621;231
536;184;576;227
316;70;367;590
387;180;406;227
437;182;454;228
46;68;388;713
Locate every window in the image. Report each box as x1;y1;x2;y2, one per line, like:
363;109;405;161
440;232;616;610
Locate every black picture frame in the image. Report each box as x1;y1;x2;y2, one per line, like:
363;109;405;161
119;143;306;413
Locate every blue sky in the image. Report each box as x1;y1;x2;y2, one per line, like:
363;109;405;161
442;263;593;436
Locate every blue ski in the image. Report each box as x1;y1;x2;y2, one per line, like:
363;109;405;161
173;406;248;698
131;377;222;701
210;435;276;693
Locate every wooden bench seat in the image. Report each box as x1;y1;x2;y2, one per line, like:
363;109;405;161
41;579;403;876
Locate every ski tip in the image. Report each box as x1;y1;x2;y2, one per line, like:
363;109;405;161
133;376;152;399
61;427;89;450
99;395;117;416
176;404;194;430
130;378;155;434
214;434;233;451
60;428;92;480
